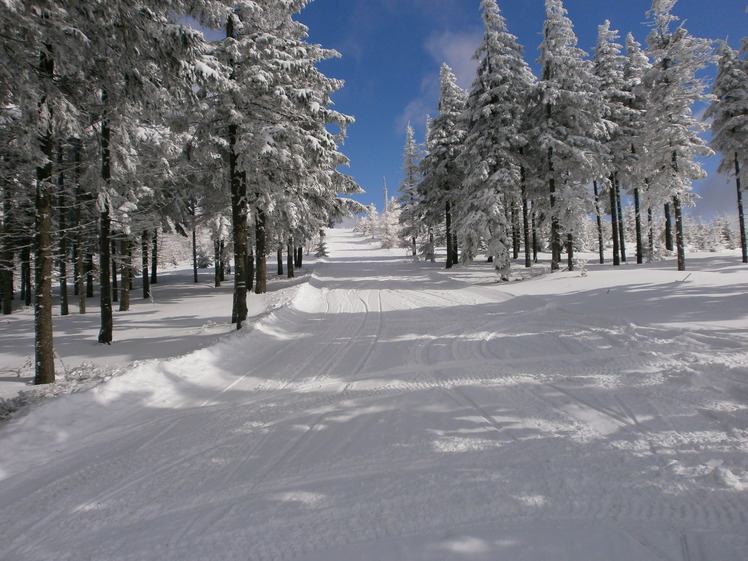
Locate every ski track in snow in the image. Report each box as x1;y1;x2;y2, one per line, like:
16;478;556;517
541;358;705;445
0;229;747;561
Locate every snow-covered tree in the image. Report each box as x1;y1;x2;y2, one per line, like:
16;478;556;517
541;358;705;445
457;0;535;278
419;64;467;268
529;0;609;271
643;0;714;271
397;123;423;256
706;41;748;263
623;32;653;263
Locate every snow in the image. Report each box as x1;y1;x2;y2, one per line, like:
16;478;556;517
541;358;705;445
0;228;747;561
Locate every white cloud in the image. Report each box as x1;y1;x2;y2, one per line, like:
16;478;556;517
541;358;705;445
395;28;481;137
424;29;482;89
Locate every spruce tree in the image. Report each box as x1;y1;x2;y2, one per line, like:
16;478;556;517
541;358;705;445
458;0;535;278
706;41;748;263
643;0;714;271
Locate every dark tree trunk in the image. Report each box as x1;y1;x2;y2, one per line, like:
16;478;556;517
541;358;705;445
287;238;294;279
673;195;685;271
247;246;254;293
98;104;113;345
214;239;221;287
296;246;303;269
735;154;747;263
220;240;226;281
520;168;532;268
228;127;248;326
664;202;674;252
119;238;130;312
615;176;626;262
21;245;31;306
227;17;249;327
531;213;538;264
2;171;15;315
512;200;520;260
648;207;654;262
634;187;643;264
445;200;454;269
86;252;94;298
76;244;85;313
192;227;198;284
277;245;283;276
567;233;574;271
57;144;69;316
150;228;158;285
549;148;560;271
255;207;267;294
593;181;604;264
141;230;150;299
111;239;118;303
609;176;620;266
34;43;56;383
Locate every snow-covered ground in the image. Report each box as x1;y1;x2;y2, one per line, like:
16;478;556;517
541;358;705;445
0;228;746;561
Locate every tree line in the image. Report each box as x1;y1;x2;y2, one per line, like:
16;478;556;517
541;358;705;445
397;0;747;276
0;0;363;384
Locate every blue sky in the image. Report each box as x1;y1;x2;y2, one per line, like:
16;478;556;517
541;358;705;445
296;0;747;219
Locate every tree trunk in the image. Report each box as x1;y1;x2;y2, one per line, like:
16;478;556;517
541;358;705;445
34;43;56;383
228;127;248;326
296;246;303;269
2;173;15;315
214;239;221;287
522;184;531;268
549;148;560;271
609;176;620;266
111;239;118;303
21;245;31;306
255;207;267;294
192;226;199;284
567;233;574;271
511;200;520;260
531;212;538;264
593;181;605;264
277;245;283;276
76;245;86;314
648;207;654;262
287;238;294;279
615;175;626;262
86;252;94;298
98;91;113;345
247;246;254;293
673;194;686;271
735;154;747;263
57;144;69;316
664;202;674;252
119;238;130;312
150;228;158;284
141;230;150;300
634;187;643;264
445;201;454;269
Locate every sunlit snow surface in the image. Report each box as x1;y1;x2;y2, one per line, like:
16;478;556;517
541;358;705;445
1;229;747;561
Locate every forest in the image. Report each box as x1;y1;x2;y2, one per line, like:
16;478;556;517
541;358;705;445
1;0;747;386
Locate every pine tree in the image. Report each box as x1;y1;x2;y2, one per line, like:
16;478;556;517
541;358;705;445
457;0;535;278
643;0;714;271
530;0;608;271
397;123;423;257
419;64;467;269
706;41;748;263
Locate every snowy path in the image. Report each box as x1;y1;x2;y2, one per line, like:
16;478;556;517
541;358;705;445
1;229;747;561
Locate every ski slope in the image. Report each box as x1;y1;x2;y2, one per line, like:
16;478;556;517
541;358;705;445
1;228;747;561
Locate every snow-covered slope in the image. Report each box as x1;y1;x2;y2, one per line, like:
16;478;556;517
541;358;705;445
0;229;746;561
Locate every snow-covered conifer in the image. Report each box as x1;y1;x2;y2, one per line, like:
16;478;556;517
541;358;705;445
643;0;714;271
419;64;467;268
457;0;535;278
706;41;748;262
529;0;609;271
397;124;423;257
